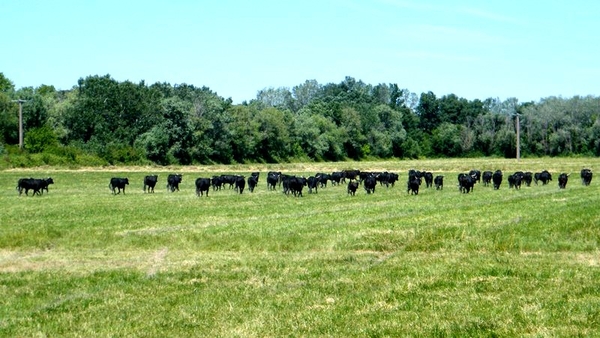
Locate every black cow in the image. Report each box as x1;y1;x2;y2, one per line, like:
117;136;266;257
281;174;295;194
558;173;569;189
507;174;516;189
492;170;503;190
17;177;54;196
307;176;319;194
363;175;376;194
40;177;54;194
508;172;523;190
251;172;260;184
423;172;434;188
39;177;54;195
407;174;420;195
388;173;399;187
482;171;493;187
408;169;423;186
143;175;158;193
458;173;474;193
434;175;444;190
522;172;533;187
347;180;359;196
109;177;129;195
359;171;374;184
533;172;541;185
330;172;344;186
316;173;330;188
167;174;183;192
581;168;593;186
220;175;238;189
342;169;360;183
247;175;258;193
534;170;552;185
373;172;389;188
469;169;482;184
195;178;211;197
289;176;307;197
267;172;280;190
212;175;224;190
16;178;34;195
235;176;246;194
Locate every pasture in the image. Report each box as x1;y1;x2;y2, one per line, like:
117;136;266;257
1;158;599;337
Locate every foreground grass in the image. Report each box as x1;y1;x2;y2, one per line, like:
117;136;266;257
1;158;599;337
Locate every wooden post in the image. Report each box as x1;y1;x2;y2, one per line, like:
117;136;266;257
516;114;520;161
18;100;23;150
11;99;27;150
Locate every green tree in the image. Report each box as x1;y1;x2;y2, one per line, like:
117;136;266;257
14;87;48;130
65;75;162;150
399;136;421;159
134;97;193;164
0;73;14;93
431;122;462;157
135;124;171;165
590;117;600;155
472;113;504;156
372;83;392;105
294;111;326;160
416;91;439;133
46;88;76;144
292;80;322;111
339;106;366;159
375;104;406;157
256;87;293;111
254;107;292;162
493;123;516;157
294;111;345;161
24;125;59;153
228;105;260;162
0;74;17;144
177;83;233;164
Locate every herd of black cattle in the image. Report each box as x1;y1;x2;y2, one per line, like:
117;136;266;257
15;168;594;197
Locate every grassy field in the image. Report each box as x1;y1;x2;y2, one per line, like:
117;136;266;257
1;158;599;337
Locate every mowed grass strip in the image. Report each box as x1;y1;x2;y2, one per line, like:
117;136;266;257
1;158;599;336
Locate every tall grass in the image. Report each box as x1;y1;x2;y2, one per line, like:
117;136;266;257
1;158;599;336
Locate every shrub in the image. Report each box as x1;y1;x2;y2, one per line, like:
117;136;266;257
24;125;59;153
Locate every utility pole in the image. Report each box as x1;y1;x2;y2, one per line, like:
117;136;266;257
12;99;28;150
507;97;520;162
516;114;520;161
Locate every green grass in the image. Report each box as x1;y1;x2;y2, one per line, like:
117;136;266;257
1;158;599;337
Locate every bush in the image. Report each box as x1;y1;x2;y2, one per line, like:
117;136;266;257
47;145;80;162
75;153;108;167
24;125;59;153
134;126;170;165
400;137;421;159
101;143;144;165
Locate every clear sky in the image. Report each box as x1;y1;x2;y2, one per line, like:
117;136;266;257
2;0;598;103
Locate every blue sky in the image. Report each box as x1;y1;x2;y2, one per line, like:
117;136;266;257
2;0;598;103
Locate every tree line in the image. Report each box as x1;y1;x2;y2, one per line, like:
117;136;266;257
1;72;599;165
